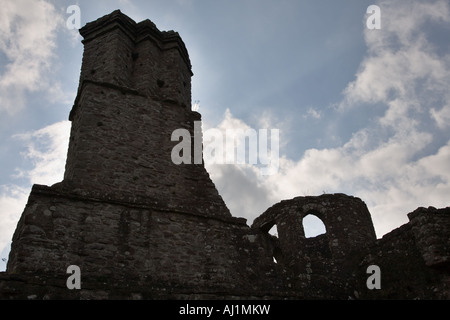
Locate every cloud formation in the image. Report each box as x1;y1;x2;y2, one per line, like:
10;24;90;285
0;0;63;114
0;121;70;267
13;121;71;185
208;0;450;238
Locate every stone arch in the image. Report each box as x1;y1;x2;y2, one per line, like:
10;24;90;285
301;211;327;238
252;194;377;277
254;218;285;266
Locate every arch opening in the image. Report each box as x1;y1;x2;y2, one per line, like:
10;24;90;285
268;224;278;238
302;214;326;238
266;224;283;264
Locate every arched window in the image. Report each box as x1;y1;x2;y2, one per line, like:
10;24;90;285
266;224;282;264
302;214;326;238
268;224;278;238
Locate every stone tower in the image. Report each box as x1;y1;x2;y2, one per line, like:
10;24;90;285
63;10;230;219
3;11;280;298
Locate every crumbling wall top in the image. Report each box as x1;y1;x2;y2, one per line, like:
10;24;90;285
252;194;377;261
79;10;192;72
408;206;450;269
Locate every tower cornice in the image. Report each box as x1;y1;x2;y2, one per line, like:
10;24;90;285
79;10;192;74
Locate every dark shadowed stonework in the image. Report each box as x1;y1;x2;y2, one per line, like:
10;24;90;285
1;11;449;300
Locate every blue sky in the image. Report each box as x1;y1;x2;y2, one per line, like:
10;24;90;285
1;0;450;270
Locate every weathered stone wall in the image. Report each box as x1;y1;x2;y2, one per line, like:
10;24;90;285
409;207;450;270
252;194;376;274
4;185;294;299
355;207;450;299
252;194;378;298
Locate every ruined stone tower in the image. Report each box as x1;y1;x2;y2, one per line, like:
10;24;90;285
2;10;275;298
1;11;449;300
63;10;230;219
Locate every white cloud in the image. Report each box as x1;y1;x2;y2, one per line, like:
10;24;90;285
341;1;450;123
207;163;274;223
118;0;134;6
0;121;70;265
207;1;450;238
13;121;71;185
204;109;279;221
430;105;450;130
303;107;321;120
209;109;449;237
0;0;63;114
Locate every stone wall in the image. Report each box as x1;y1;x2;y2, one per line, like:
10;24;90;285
355;206;450;299
5;185;291;299
252;194;378;298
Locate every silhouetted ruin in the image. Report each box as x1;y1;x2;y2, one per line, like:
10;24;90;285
1;11;448;299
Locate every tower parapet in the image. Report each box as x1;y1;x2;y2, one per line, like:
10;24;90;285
71;9;192;111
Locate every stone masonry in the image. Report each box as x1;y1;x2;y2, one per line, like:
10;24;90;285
0;11;449;300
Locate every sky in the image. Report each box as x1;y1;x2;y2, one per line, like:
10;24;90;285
1;0;450;270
